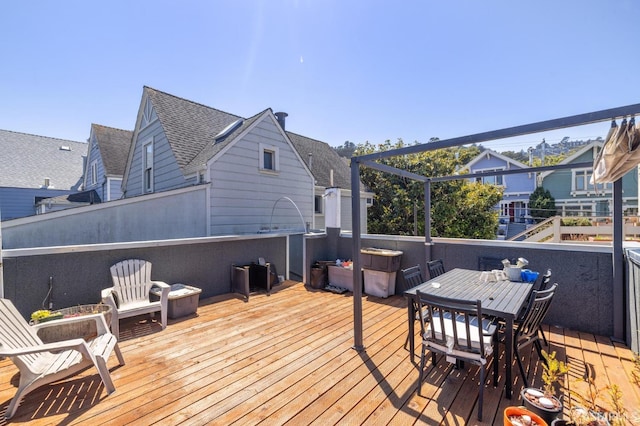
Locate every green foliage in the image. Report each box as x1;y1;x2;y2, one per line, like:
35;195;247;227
531;155;565;167
355;139;501;238
334;141;357;158
541;350;569;396
500;150;529;163
529;186;556;221
561;217;592;226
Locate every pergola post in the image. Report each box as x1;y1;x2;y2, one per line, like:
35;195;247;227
350;158;364;351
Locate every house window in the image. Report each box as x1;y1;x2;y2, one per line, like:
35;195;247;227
143;141;154;192
264;150;275;170
259;143;279;172
475;168;504;186
90;160;98;185
572;169;612;193
314;195;323;214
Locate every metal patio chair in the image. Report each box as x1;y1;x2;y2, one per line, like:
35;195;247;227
416;291;498;421
400;265;425;350
426;259;446;279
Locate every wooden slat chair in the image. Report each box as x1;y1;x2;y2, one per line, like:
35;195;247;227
102;259;170;340
0;298;125;419
416;291;498;422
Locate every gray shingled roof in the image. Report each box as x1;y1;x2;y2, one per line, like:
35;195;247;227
0;129;86;189
144;86;357;188
145;87;242;172
91;124;132;176
287;132;356;189
184;110;266;175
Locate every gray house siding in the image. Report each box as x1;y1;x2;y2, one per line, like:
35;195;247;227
107;178;123;200
2;186;208;249
0;187;74;220
83;136;106;198
125;119;191;197
208;118;313;235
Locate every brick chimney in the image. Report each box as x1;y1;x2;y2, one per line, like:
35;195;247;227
275;112;288;130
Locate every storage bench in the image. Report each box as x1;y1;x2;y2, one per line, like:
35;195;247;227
151;283;202;319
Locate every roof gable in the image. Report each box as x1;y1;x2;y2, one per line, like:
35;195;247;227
539;141;602;179
91;124;132;176
0;129;86;190
465;149;528;170
145;86;242;170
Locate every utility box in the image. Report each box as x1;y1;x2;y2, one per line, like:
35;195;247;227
360;248;403;272
151;283;202;319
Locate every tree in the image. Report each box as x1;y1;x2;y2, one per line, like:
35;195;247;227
334;141;356;158
355;140;502;238
529;186;556;222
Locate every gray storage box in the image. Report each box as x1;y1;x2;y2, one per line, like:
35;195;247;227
360;248;403;272
151;283;202;319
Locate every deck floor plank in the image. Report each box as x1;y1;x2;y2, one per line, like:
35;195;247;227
1;282;638;426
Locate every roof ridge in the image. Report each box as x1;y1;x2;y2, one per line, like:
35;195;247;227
92;123;133;133
144;85;245;120
286;130;330;146
0;128;85;144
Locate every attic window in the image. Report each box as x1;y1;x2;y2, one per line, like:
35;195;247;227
59;145;71;151
214;119;243;142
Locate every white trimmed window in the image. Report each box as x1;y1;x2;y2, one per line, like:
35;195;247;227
572;168;612;193
314;195;323;214
475;168;504;185
143;140;154;193
90;160;98;185
259;143;279;172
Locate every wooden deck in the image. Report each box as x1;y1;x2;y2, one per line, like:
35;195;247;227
1;281;639;425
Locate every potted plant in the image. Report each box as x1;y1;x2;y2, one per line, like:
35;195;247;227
521;350;569;424
504;406;549;426
551;379;627;425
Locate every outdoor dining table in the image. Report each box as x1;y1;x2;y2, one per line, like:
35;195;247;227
403;267;533;399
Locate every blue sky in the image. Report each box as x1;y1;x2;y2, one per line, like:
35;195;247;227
1;1;638;153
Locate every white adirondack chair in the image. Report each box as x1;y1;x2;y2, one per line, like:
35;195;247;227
0;298;125;419
102;259;170;340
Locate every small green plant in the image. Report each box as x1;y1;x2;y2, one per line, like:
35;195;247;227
607;384;626;426
567;376;627;425
541;350;569;396
30;309;63;323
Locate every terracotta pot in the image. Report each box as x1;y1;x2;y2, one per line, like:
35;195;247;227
521;388;563;425
504;406;548;426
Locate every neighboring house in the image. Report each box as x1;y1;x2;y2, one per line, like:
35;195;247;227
82;124;132;201
0;129;87;220
539;141;638;217
287;132;372;231
122;86;370;235
464;149;536;223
